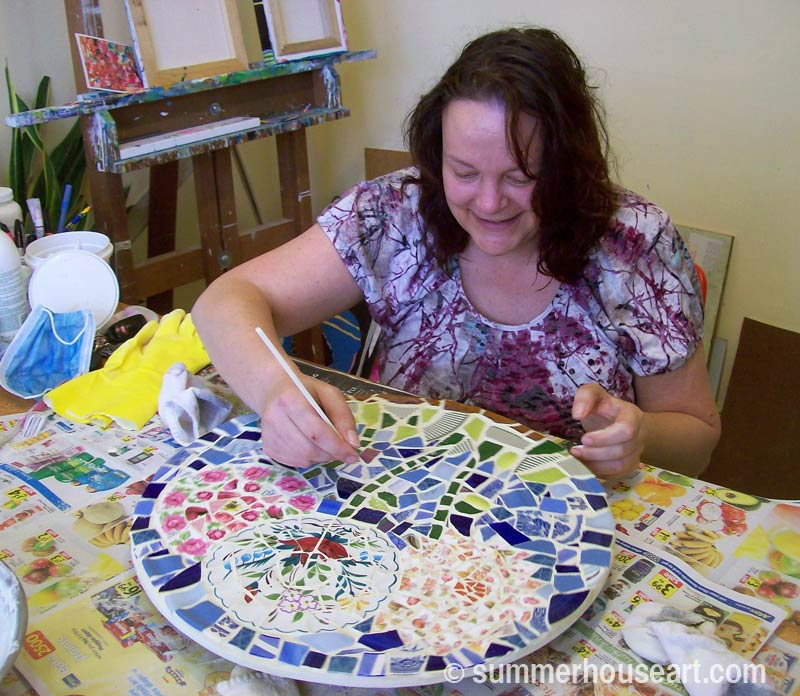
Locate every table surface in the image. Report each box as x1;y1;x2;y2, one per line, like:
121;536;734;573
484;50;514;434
0;390;34;418
0;365;798;696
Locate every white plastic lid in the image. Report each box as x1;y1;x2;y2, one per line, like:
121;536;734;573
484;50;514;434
0;187;13;203
28;250;119;327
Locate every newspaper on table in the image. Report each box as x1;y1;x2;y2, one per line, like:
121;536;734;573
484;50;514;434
0;364;797;695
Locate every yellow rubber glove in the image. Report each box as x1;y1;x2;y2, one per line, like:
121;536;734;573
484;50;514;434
45;309;210;430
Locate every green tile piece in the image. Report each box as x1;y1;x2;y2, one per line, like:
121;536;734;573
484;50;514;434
463;416;486;441
394;425;418;441
463;493;491;511
381;413;397;428
429;524;443;540
454;500;481;515
528;440;566;455
360;402;382;427
440;495;453;505
421;405;438;423
407;416;418;426
518;467;566;484
495;450;520;471
477;441;503;460
434;509;448;521
439;433;464;446
362;428;375;440
369;495;393;512
377;491;398;509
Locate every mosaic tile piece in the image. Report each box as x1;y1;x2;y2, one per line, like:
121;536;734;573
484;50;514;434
131;395;613;687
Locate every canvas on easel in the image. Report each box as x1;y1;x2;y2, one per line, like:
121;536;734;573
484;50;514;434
124;0;249;88
261;0;347;62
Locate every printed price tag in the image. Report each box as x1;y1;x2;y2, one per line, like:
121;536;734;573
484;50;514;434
36;530;57;544
629;590;648;606
679;506;696;517
615;550;636;565
23;631;55;659
649;573;678;598
603;613;623;631
115;578;142;598
654;528;671;542
745;575;762;589
6;487;30;504
572;640;595;659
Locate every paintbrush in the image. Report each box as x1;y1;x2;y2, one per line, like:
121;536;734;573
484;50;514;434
254;326;365;465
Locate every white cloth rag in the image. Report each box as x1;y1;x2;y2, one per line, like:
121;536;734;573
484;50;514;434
216;666;300;696
621;602;774;696
157;362;231;445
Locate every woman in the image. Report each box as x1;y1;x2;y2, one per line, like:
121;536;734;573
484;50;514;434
192;27;720;478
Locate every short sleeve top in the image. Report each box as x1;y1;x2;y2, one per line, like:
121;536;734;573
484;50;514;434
317;169;704;440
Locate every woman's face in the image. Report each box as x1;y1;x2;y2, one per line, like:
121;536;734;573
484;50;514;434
442;98;542;261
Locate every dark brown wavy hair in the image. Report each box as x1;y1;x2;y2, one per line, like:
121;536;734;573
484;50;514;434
403;27;617;283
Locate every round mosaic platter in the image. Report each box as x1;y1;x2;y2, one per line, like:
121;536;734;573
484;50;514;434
130;394;614;687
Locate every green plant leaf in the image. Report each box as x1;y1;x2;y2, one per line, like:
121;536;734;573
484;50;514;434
33;75;50;110
5;68;86;230
5;63;27;211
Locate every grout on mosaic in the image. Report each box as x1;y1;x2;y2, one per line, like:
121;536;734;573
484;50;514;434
130;394;615;686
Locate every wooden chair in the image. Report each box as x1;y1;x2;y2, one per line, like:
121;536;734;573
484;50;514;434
701;318;800;499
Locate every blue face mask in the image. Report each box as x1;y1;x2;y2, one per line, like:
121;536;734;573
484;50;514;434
0;304;95;398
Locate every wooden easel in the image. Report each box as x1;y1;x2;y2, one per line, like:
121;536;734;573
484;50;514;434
49;0;374;363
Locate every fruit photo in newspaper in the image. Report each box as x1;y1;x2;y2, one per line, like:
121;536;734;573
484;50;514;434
666;523;723;572
735;503;800;580
695;499;748;536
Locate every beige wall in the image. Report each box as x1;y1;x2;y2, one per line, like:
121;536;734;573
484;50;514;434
2;1;799;406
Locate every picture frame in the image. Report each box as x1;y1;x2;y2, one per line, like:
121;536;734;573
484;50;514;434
260;0;348;63
124;0;249;89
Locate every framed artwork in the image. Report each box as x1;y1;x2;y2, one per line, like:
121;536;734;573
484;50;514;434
259;0;348;63
124;0;249;89
75;34;144;93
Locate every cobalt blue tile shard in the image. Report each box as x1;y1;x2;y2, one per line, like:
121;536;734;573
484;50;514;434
547;590;590;624
160;562;201;591
359;630;405;651
484;642;515;658
129;394;613;687
303;651;327;668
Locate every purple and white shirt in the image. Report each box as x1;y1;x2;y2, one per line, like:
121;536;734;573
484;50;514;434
318;169;703;440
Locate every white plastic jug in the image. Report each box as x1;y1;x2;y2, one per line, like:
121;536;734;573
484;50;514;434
0;189;29;355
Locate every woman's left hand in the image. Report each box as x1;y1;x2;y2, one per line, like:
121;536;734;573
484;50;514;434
569;383;644;479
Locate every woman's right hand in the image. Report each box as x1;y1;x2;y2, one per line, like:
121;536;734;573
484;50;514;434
258;373;361;468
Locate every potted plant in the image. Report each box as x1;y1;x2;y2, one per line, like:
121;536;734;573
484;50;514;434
5;66;87;232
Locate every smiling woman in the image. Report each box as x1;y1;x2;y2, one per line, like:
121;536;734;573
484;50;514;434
191;25;720;479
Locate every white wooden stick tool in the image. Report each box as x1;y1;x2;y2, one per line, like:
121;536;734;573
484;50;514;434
254;326;338;430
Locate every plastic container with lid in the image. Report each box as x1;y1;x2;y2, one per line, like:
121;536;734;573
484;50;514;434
0;217;29;356
24;231;113;270
0;187;23;233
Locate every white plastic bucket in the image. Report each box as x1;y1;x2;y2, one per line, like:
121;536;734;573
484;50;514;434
24;231;112;271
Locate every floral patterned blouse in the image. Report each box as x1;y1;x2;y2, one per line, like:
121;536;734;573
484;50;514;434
317;169;704;441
